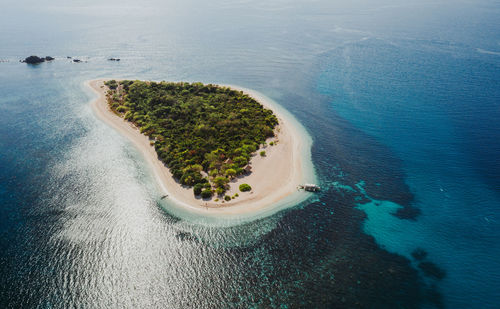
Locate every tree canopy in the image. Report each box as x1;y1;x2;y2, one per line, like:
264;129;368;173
104;80;278;196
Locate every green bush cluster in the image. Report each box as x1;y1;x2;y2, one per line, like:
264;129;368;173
201;189;213;199
239;184;252;192
193;182;211;196
104;80;118;90
105;80;278;196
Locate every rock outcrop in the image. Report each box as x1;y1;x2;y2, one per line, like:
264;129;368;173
21;55;55;64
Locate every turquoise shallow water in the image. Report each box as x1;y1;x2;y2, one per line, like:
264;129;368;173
1;0;500;307
317;37;500;306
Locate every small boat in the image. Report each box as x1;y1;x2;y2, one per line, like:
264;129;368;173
299;184;321;192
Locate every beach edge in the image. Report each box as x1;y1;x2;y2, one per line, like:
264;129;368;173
86;79;317;219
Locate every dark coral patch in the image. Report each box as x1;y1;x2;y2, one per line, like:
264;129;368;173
411;248;428;261
418;261;446;280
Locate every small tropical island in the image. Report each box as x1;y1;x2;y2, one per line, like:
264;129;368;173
87;79;314;213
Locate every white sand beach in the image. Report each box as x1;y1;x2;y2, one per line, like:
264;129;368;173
87;79;314;215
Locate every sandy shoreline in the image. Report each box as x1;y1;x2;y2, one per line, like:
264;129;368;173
87;79;314;215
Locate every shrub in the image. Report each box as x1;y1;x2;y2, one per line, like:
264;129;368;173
269;141;274;146
260;151;266;157
201;189;213;199
224;195;231;201
239;183;251;192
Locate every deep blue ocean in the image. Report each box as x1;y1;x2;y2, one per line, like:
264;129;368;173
1;0;499;307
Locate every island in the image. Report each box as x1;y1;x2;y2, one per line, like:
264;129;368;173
87;79;313;212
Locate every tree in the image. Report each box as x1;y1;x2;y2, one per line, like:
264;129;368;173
213;176;229;188
209;169;218;177
201;189;213;199
225;168;236;178
184;164;203;173
242;144;257;153
216;187;225;196
180;173;195;186
116;106;128;113
193;183;204;195
233;156;248;167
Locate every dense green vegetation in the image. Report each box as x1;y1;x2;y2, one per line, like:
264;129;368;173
239;184;252;192
104;80;278;197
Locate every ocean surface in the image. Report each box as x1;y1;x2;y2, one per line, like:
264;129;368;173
1;0;499;307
